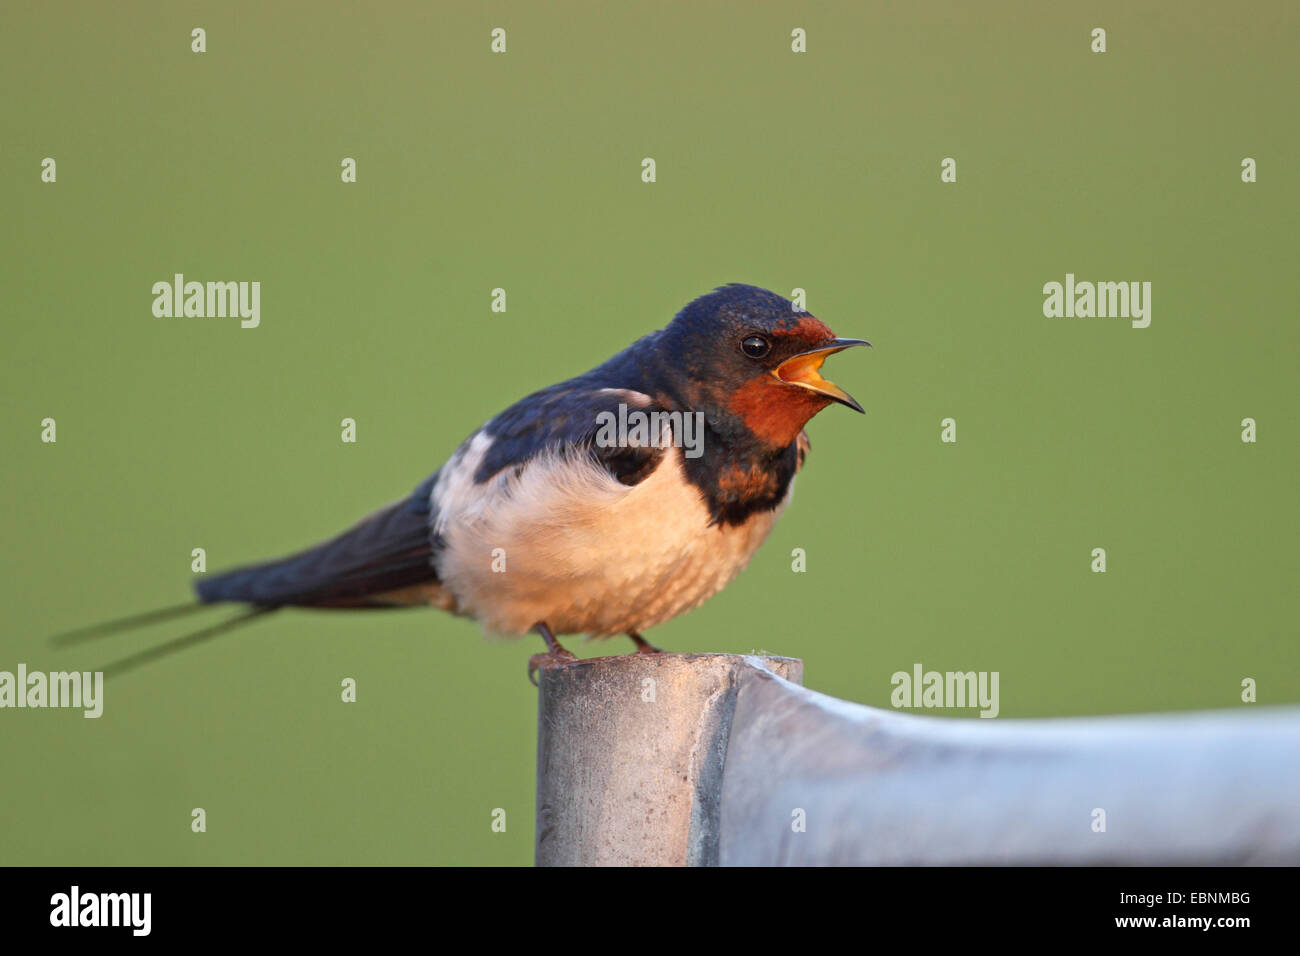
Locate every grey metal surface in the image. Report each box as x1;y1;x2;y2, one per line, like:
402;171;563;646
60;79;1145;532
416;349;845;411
719;663;1300;865
534;652;802;866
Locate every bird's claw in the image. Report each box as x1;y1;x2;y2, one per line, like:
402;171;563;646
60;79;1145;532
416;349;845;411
528;649;577;687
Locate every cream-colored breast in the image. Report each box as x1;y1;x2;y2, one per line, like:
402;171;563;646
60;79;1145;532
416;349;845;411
432;435;791;637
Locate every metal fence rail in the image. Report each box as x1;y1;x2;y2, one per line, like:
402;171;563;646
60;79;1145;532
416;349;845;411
533;654;1300;866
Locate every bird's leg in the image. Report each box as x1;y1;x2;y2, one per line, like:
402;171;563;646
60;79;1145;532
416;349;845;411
628;631;664;654
536;622;574;657
529;621;576;686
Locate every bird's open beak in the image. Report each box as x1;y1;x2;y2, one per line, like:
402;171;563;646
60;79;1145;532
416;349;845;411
772;338;870;413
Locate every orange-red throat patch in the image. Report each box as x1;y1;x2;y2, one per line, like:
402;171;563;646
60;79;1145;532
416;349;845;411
728;375;831;447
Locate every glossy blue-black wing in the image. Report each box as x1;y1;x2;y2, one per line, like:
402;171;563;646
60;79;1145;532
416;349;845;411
194;475;443;609
471;384;667;488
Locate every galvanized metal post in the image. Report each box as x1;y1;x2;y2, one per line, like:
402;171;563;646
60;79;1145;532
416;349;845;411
534;652;801;866
536;654;1300;865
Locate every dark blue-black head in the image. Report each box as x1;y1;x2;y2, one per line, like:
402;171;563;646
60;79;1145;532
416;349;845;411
652;284;870;447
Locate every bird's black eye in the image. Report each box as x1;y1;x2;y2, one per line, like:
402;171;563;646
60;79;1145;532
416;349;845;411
741;335;771;359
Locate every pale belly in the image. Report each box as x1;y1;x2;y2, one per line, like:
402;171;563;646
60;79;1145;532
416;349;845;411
431;438;791;637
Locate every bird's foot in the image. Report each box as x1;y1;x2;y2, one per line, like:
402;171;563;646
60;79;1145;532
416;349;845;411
629;632;664;654
528;649;577;686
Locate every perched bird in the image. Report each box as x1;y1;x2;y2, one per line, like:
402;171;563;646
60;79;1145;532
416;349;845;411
56;284;868;678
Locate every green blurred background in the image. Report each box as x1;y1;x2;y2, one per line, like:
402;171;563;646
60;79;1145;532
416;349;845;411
2;1;1296;865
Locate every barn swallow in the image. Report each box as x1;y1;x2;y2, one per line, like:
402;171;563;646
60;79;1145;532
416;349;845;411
55;284;868;679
